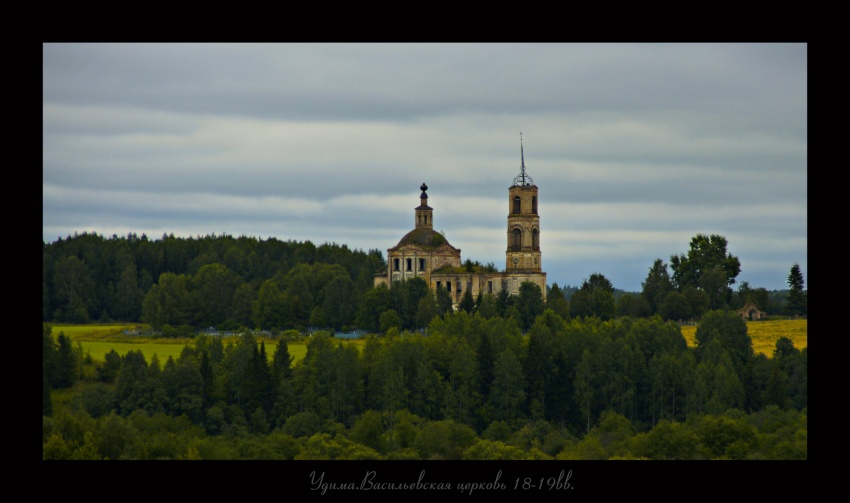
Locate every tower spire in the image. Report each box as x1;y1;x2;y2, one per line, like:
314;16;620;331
512;132;534;187
520;133;526;182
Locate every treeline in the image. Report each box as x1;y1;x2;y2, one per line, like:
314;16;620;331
42;307;807;460
43;232;805;335
42;232;384;329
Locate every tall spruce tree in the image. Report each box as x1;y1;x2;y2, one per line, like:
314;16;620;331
271;339;294;384
54;333;76;388
785;263;807;316
641;259;674;315
42;324;58;387
459;288;475;314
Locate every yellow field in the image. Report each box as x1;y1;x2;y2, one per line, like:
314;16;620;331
680;319;807;357
51;318;806;363
45;323;358;365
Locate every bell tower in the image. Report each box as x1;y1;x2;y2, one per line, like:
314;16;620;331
506;134;541;272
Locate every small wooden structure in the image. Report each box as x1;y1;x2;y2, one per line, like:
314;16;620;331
737;302;765;320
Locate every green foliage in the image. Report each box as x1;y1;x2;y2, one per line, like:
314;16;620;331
459;287;475;314
490;350;526;423
100;349;122;383
670;234;741;291
682;286;710;319
570;289;613;321
296;433;382;460
477;293;498;319
659;291;691;321
193;263;241;327
516;281;545;331
43;324;58;387
785;263;807;316
44;297;807;459
43;360;53;416
546;283;570;320
357;283;391;332
413;419;477;460
379;309;402;333
55;332;76;388
641;259;674;315
695;310;754;378
44;232;384;331
349;410;387;453
415;291;441;328
616;293;650;318
142;272;191;330
436;286;454;315
463;439;528;460
631;419;701;460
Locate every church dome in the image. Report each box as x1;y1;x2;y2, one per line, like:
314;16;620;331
393;228;450;249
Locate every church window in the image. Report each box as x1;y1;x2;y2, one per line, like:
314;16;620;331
513;196;521;214
393;258;399;271
532;196;537;214
447;281;452;292
406;258;412;271
488;281;493;293
419;258;425;271
532;228;539;250
512;228;522;251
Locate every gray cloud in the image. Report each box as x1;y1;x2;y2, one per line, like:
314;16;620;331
43;43;807;291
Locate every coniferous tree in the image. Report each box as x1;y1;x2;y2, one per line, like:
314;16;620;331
436;285;454;316
785;263;806;316
477;332;495;399
546;283;570;320
55;333;76;388
641;259;674;315
415;291;440;328
42;324;58;387
489;350;525;422
516;281;544;331
271;339;294;384
199;350;215;409
252;341;273;412
572;274;615;321
495;289;511;318
100;349;122;383
459;288;475;314
477;293;498;319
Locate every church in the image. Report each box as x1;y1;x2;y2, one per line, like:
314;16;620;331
374;138;547;305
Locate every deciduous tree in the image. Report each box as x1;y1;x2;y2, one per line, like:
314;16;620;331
670;234;741;291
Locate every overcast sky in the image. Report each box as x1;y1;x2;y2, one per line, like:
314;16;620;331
43;43;807;292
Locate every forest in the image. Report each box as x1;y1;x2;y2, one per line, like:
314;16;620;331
42;231;805;332
42;232;807;460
